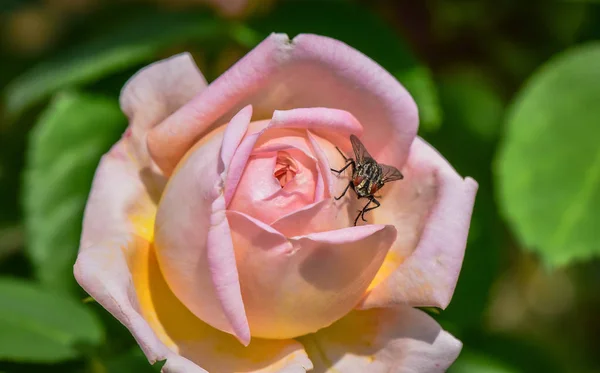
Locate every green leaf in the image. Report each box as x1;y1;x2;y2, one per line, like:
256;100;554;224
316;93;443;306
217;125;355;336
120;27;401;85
0;277;104;363
456;333;566;373
100;347;164;373
248;0;442;132
496;42;600;267
449;350;519;373
23;92;126;293
3;11;238;118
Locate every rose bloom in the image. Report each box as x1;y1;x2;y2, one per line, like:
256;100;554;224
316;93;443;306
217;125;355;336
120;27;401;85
74;33;478;372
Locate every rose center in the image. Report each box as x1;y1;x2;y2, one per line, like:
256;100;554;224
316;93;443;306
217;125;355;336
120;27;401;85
273;151;298;188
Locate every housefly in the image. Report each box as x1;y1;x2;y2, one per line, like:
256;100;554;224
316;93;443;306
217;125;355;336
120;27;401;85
331;135;404;226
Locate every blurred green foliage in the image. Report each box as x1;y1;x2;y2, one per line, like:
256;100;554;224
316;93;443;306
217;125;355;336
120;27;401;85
0;278;104;362
3;10;256;119
496;43;600;268
1;0;600;372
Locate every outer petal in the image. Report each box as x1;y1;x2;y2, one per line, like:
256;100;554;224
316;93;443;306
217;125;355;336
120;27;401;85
120;52;206;175
227;210;397;339
75;237;313;372
153;108;252;343
360;138;478;309
81;52;206;249
131;239;312;372
148;33;417;175
75;138;197;371
298;307;462;373
75;240;206;373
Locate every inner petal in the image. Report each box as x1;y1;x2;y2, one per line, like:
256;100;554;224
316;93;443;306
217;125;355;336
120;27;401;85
273;151;298;188
229;147;318;224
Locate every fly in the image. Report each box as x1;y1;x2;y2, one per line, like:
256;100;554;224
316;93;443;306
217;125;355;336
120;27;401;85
330;134;404;226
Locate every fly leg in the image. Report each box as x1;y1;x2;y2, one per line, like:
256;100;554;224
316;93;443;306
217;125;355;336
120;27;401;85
331;147;356;201
330;158;355;175
335;147;348;161
335;182;353;200
330;147;355;175
355;197;381;225
354;199;370;226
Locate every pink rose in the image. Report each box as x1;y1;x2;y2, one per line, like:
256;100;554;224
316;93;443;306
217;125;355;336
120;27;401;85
75;33;478;372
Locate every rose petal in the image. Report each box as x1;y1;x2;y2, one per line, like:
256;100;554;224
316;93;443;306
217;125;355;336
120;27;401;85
225;108;361;207
75;240;207;373
154;108;253;343
75;138;200;371
224;120;270;205
230;147;317;224
227;210;396;339
81;51;204;249
360;138;478;309
220;105;253;173
270;199;349;238
270;108;363;139
306;131;331;200
298;306;462;373
148;34;416;174
254;128;316;159
270;129;370;236
120;52;206;179
76;237;313;372
134;241;312;372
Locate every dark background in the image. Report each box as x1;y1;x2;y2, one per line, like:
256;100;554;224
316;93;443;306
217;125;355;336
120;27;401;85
1;0;600;372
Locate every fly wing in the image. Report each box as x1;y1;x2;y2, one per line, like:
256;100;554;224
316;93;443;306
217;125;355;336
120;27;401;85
350;134;374;163
380;163;404;182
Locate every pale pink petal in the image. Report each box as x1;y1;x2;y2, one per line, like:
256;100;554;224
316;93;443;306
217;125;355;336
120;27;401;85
75;139;204;371
227;210;396;339
306;130;333;199
251;130;327;202
83;54;205;245
148;34;416;174
299;306;462;373
270;108;363;138
78;143;152;248
220;105;253;172
76;236;313;372
254;128;316;158
270;199;352;238
153;111;252;343
224;120;270;205
229;147;317;224
360;138;478;309
225;108;361;207
120;52;206;180
75;240;208;373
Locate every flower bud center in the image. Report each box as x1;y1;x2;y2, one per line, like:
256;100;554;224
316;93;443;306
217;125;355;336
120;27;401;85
273;151;298;188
